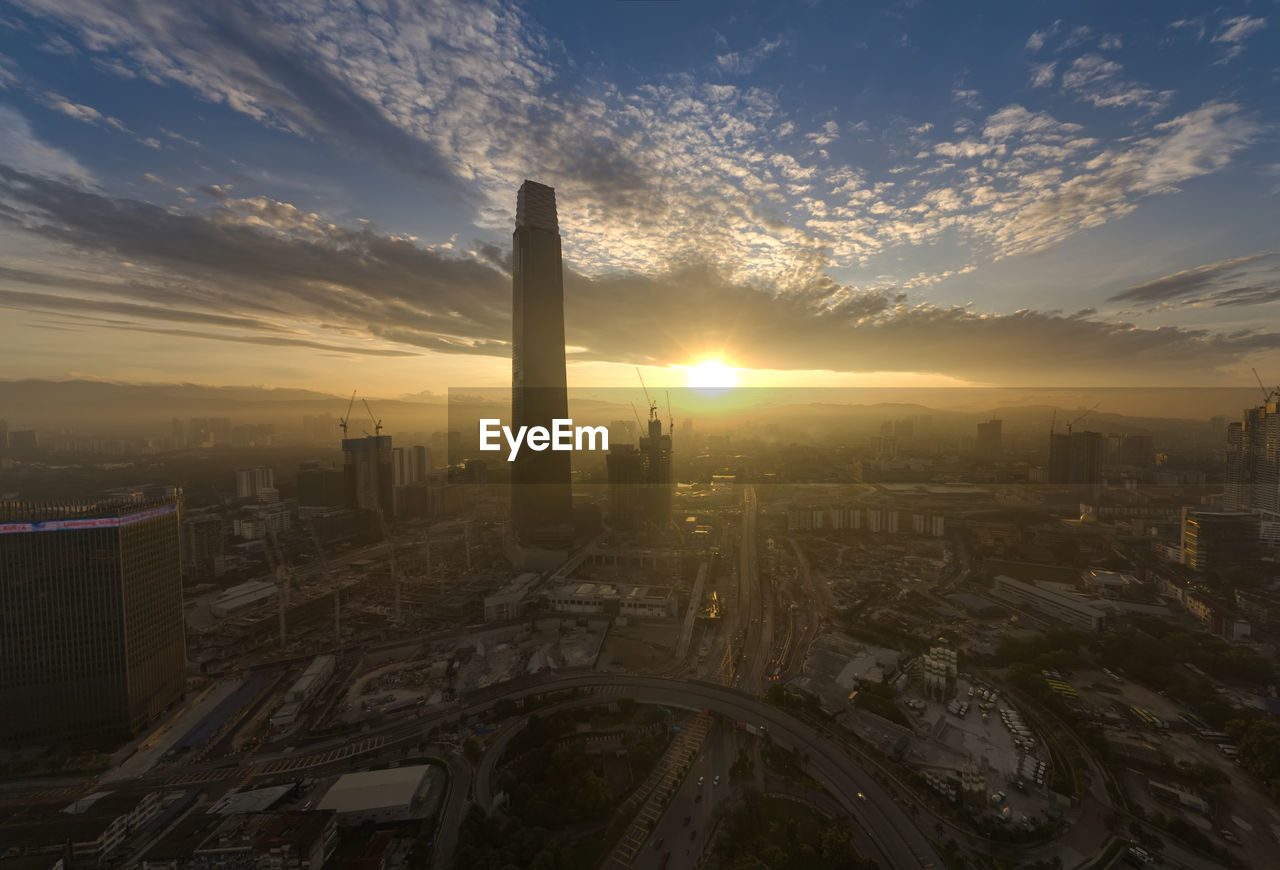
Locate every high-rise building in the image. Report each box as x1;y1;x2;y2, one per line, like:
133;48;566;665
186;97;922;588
411;445;431;481
235;466;276;501
1225;396;1280;548
391;446;419;488
181;510;225;581
510;180;573;546
343;435;394;516
1048;431;1103;486
1181;507;1261;572
298;460;346;508
0;494;186;744
639;410;674;528
606;444;645;530
975;419;1002;459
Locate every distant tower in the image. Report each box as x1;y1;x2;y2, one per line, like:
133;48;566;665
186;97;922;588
510;180;573;546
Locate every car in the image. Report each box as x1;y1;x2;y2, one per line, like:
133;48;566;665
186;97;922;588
713;775;720;786
659;851;671;870
697;775;704;787
856;792;865;800
694;793;702;803
690;830;697;841
654;838;664;851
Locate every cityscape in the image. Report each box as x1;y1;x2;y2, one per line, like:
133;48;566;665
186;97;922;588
2;3;1280;870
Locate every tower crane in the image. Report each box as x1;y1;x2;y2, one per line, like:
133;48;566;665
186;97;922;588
1253;368;1278;402
361;398;383;436
307;517;342;643
636;367;658;421
338;390;357;437
666;390;674;435
1066;403;1101;435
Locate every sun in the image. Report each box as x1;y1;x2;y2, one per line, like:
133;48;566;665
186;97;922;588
685;359;740;390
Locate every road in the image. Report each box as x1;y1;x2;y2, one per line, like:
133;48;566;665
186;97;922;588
463;674;940;870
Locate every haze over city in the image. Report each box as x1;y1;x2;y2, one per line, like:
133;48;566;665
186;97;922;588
0;0;1277;393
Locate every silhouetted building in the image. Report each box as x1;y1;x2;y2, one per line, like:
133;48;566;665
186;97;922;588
510;180;573;547
607;444;645;530
0;494;186;744
343;435;393;516
181;510;225;581
976;419;1002;459
1181;508;1261;572
639;410;673;528
1048;430;1103;486
298;460;345;508
1226;397;1280;549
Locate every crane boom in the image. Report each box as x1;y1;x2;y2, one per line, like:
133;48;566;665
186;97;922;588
636;367;657;420
1067;402;1101;434
1253;368;1275;401
339;389;357;437
361;398;383;435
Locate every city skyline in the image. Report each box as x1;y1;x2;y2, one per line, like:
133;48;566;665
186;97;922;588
0;1;1276;391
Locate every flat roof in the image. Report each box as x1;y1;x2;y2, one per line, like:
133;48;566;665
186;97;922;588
317;765;431;814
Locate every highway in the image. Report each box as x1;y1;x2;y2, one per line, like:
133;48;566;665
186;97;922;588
464;673;940;870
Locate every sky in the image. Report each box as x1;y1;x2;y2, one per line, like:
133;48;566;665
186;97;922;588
0;0;1278;394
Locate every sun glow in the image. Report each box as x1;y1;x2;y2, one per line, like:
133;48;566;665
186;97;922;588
685;359;740;390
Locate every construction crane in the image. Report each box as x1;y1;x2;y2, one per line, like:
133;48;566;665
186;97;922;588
361;397;383;436
629;401;644;439
1066;403;1101;435
636;366;657;421
338;390;357;437
1253;368;1278;402
1049;409;1057;436
665;390;674;435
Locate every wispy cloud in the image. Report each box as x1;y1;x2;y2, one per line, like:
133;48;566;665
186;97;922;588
1212;15;1267;62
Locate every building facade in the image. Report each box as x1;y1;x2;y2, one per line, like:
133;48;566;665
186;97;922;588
510;179;574;547
0;495;187;743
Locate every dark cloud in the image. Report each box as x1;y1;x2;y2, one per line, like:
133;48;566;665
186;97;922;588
1108;251;1278;304
2;164;1280;384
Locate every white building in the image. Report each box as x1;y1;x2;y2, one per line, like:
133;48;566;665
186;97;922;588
317;766;433;826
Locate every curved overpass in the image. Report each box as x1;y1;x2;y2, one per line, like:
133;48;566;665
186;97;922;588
468;674;941;870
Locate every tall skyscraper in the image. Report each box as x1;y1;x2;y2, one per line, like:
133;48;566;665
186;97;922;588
510;180;573;546
0;494;186;744
606;444;645;530
1181;507;1261;572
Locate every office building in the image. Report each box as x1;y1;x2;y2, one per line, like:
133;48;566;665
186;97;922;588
510;179;573;546
1048;430;1104;486
0;494;187;744
181;510;225;581
975;419;1002;459
343;434;394;516
1181;508;1261;572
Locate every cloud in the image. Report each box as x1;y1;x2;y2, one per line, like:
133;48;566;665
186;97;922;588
1212;15;1267;62
0;105;93;180
715;35;784;74
1061;55;1171;111
3;2;1270;303
1141;102;1258;191
1029;62;1055;88
1107;252;1280;309
1;165;1278;384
